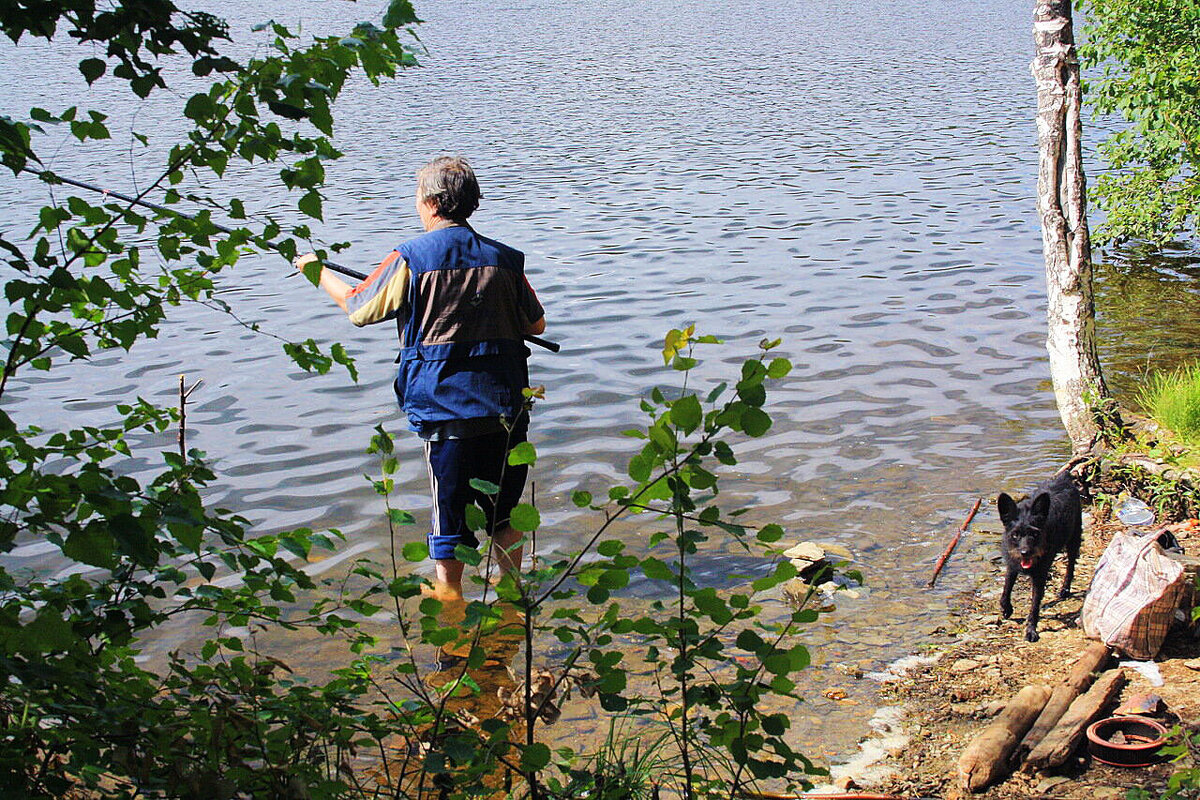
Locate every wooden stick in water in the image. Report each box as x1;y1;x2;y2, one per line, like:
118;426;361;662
927;497;983;588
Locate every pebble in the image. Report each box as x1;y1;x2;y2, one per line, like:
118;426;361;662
1036;776;1070;792
833;662;864;679
950;658;980;675
823;543;854;561
1093;789;1125;800
980;700;1007;717
783;541;825;565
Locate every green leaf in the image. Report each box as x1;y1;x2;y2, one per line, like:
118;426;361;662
692;588;731;623
742;407;772;437
508;503;540;532
757;524;784;543
762;713;789;736
670;394;702;434
571;490;592;508
627;453;652;483
388;508;415;525
641;557;675;582
20;610;75;654
736;629;764;652
402;541;428;562
331;342;358;382
183;92;214;122
737;381;767;407
454;544;483;566
64;527;116;569
597;540;623;557
383;0;420;27
767;357;792;378
79;58;106;85
298;189;323;221
685;466;717;490
469;478;500;496
302;258;322;285
764;652;791;675
464;504;488;532
519;742;551;772
507;441;536;466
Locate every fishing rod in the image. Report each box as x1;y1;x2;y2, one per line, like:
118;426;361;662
18;167;561;353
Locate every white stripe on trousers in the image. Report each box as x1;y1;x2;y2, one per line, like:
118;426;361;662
423;440;444;544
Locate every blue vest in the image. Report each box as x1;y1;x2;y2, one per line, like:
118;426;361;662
394;226;531;432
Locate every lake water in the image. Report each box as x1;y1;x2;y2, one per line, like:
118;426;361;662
3;0;1199;768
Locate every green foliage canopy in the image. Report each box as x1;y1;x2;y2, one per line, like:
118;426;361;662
0;1;421;794
1080;0;1200;245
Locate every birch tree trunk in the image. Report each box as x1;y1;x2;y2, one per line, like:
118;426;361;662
1033;0;1118;453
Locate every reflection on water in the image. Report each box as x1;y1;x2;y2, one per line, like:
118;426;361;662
3;0;1200;768
1096;246;1200;401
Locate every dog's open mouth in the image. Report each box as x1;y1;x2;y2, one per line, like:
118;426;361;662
1020;557;1035;570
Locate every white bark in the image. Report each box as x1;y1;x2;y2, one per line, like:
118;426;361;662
1033;1;1117;453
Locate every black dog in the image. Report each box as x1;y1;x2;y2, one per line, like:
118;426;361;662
997;471;1082;642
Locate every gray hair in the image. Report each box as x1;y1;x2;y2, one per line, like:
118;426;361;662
416;156;481;222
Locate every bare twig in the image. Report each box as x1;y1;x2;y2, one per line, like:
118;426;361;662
926;497;982;588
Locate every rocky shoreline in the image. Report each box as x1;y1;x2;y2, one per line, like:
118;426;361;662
838;511;1199;800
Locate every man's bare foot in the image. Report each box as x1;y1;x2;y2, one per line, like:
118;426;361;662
420;580;464;603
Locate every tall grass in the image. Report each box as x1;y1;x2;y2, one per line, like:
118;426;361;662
1139;362;1200;446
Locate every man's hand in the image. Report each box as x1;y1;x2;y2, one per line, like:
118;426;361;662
293;252;320;272
295;251;353;312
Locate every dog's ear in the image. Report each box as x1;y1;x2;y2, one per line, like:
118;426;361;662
998;493;1018;526
1030;491;1051;519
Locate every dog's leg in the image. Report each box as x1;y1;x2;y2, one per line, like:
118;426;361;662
1000;567;1016;619
1026;574;1046;642
1059;513;1082;599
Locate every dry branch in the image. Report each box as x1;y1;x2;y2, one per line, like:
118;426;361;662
927;497;982;588
957;684;1051;793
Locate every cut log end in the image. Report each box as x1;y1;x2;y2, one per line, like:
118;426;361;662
957;684;1052;793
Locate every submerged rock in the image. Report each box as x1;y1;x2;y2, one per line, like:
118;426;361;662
782;540;856;581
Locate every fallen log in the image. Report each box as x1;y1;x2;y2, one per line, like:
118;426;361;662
1014;641;1111;762
957;684;1051;793
1024;668;1126;772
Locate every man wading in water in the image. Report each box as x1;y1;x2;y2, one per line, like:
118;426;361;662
295;156;546;602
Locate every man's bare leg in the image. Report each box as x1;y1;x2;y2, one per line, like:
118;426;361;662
425;558;465;602
490;526;524;577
